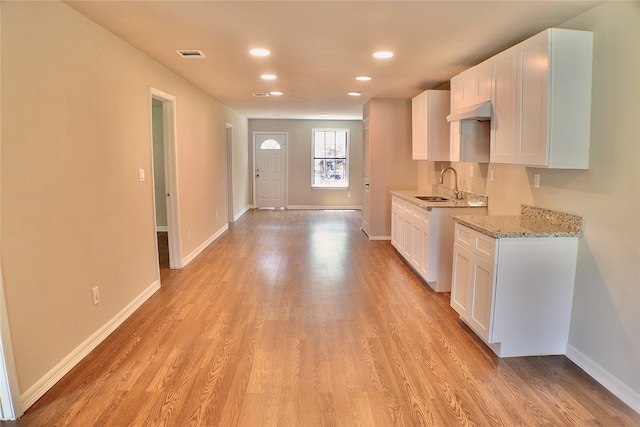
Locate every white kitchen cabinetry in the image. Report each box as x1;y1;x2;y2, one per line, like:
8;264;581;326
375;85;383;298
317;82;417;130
489;28;593;169
448;62;491;163
450;61;491;112
391;195;486;292
451;223;579;357
411;90;450;161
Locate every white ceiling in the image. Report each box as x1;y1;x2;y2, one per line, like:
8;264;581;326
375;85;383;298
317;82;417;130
65;0;603;120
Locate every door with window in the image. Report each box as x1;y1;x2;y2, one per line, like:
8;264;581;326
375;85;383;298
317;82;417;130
254;132;286;209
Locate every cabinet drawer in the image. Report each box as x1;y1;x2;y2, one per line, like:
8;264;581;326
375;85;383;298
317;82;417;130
473;233;495;262
421;209;430;226
410;205;422;220
455;223;496;262
454;224;474;249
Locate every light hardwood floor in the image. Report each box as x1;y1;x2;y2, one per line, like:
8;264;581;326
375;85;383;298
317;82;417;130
8;210;639;426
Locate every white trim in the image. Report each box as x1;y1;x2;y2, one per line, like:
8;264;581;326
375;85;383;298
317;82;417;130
368;235;391;241
156;226;168;232
150;88;182;269
0;273;21;420
311;128;350;189
20;281;161;411
234;205;252;222
565;344;640;414
226;123;234;223
286;205;362;210
181;224;229;267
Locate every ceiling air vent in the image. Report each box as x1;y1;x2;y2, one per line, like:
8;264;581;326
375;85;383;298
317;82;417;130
252;93;270;98
176;50;206;58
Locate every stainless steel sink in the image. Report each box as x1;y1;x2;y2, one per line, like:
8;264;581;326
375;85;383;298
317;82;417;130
415;195;449;202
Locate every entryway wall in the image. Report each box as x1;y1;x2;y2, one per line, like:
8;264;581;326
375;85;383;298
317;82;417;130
248;119;363;209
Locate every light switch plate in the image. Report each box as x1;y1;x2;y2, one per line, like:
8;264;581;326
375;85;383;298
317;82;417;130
138;169;145;182
534;173;541;188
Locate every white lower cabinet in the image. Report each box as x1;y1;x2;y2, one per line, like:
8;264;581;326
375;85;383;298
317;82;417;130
451;223;579;357
391;195;486;292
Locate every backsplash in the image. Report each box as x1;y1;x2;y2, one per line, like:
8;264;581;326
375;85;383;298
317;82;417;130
521;204;584;234
432;184;488;206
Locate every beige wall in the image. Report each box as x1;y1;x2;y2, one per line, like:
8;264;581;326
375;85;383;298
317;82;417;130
366;99;417;238
248;119;363;208
419;1;640;402
0;0;249;401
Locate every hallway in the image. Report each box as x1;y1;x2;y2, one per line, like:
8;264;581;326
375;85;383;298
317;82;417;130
11;210;639;426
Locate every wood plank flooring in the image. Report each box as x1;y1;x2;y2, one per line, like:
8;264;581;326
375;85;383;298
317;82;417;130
9;210;639;426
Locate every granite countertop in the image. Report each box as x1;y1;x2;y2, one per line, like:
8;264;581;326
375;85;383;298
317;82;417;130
391;185;488;211
454;205;584;238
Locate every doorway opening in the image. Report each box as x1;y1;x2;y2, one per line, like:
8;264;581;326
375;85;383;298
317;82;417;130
151;88;182;273
226;123;234;223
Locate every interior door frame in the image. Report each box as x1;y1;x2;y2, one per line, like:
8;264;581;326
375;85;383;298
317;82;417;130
0;271;21;420
252;132;288;209
226;123;234;222
150;88;182;269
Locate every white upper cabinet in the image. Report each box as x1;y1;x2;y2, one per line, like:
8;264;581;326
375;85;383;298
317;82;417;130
451;61;491;111
448;61;492;163
411;90;450;161
489;28;593;168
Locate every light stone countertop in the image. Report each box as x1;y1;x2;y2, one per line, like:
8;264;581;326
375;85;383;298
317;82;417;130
391;185;488;211
454;205;584;239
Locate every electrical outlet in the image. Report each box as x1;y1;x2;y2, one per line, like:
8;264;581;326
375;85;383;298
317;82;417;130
92;286;100;306
534;173;541;188
347;192;351;198
469;165;474;178
489;169;495;182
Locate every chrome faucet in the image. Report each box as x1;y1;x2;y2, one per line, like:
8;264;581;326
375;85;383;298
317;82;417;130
439;167;460;200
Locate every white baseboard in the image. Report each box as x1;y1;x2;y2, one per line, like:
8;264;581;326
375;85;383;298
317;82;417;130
368;235;391;241
287;205;361;210
20;280;161;411
234;205;251;221
565;344;640;414
182;223;229;267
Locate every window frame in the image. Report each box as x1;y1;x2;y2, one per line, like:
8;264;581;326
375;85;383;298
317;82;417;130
310;128;350;189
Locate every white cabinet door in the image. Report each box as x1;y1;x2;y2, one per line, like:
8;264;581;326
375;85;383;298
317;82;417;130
391;205;400;249
489;28;592;169
410;219;423;270
451;243;472;317
402;214;413;261
490;48;517;164
411;93;427;159
411;90;450;161
468;254;496;342
517;31;549;166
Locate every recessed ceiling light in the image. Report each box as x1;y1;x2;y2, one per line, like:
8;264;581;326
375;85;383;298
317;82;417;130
373;51;393;59
269;91;284;96
356;75;372;81
250;48;270;56
348;91;362;96
260;74;277;80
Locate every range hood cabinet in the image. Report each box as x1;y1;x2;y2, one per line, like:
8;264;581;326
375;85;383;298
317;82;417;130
446;101;492;122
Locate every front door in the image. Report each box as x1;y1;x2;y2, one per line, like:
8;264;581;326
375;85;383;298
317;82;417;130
254;132;286;209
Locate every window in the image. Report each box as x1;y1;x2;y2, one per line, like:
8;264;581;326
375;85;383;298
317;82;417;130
260;139;281;150
312;128;349;188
